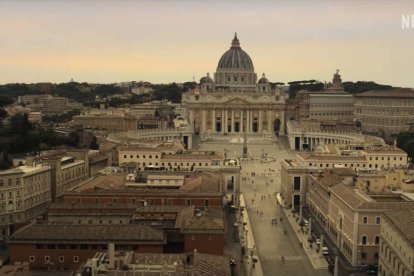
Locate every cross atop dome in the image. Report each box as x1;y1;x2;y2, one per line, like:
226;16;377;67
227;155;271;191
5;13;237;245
231;32;240;48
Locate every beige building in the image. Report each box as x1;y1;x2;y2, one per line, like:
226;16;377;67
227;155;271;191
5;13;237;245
298;143;408;170
281;143;409;209
41;153;89;201
354;89;414;141
73;114;137;131
285;71;354;122
379;210;414;276
182;34;286;136
17;94;51;105
327;183;414;266
0;161;51;238
119;148;225;172
42;97;70;115
286;120;383;151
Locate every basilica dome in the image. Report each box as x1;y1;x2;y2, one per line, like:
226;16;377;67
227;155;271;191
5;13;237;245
217;33;254;70
200;72;213;84
258;73;269;84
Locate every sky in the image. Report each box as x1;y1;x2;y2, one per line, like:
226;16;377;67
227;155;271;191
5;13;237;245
1;0;414;87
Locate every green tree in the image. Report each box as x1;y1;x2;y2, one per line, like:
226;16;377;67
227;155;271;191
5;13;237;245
89;136;99;150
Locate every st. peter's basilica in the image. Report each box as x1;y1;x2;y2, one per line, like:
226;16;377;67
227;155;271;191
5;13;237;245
182;34;286;137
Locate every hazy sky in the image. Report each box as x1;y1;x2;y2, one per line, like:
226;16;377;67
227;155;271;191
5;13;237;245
1;0;414;86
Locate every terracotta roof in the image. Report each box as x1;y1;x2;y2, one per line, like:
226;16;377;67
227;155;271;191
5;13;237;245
193;252;231;276
9;224;165;244
329;184;365;208
383;210;414;247
330;183;414;210
181;209;224;234
355;89;414;98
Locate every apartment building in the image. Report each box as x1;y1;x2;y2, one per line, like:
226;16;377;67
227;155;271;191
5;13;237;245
354;89;414;141
281;143;409;209
73;114;137;131
42;97;70;115
0;161;51;238
379;210;414;276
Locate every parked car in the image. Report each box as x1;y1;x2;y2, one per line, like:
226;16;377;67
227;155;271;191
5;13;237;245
230;258;237;266
315;238;321;246
365;264;378;275
322;246;329;256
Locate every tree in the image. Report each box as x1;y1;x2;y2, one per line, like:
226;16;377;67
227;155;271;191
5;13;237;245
0;96;13;107
89;136;99;150
396;132;414;160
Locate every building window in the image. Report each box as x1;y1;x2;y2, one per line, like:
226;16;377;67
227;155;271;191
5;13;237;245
362;235;367;245
59;256;64;262
375;236;380;245
204;199;209;207
374;253;379;259
363;216;368;224
185;199;191;206
73;256;79;262
293;176;301;191
124;155;127;158
376;216;381;224
45;256;51;263
29;256;35;262
361;252;367;259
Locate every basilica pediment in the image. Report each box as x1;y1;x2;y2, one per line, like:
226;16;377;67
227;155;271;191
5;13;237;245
223;97;252;104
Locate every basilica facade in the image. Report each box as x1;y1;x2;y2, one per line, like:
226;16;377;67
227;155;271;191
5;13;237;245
182;34;286;137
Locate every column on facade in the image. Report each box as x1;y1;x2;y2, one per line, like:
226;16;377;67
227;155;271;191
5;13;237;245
211;109;215;133
240;109;244;132
201;109;206;133
258;110;262;133
250;110;254;133
189;110;194;131
267;110;272;133
231;110;235;133
221;110;225;134
247;110;251;133
224;109;228;133
279;110;285;135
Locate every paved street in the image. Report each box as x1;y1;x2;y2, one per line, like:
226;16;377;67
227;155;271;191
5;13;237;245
198;137;331;276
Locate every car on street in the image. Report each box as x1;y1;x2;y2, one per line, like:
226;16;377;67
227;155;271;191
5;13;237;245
365;264;379;275
230;258;237;266
322;246;329;256
315;238;321;245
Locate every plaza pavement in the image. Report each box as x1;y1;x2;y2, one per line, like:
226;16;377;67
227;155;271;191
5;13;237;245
198;137;331;276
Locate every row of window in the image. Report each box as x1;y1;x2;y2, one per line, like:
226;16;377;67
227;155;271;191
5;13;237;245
380;241;410;276
123;154;159;159
30;255;78;263
76;198;211;206
362;216;381;225
369;156;403;161
0;178;20;187
361;235;380;245
308;163;400;169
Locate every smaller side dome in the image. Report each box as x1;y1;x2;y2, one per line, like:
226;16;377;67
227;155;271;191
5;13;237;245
258;73;269;84
200;72;213;84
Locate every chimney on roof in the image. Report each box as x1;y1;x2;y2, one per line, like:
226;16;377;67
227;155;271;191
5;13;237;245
26;156;35;167
108;243;115;269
